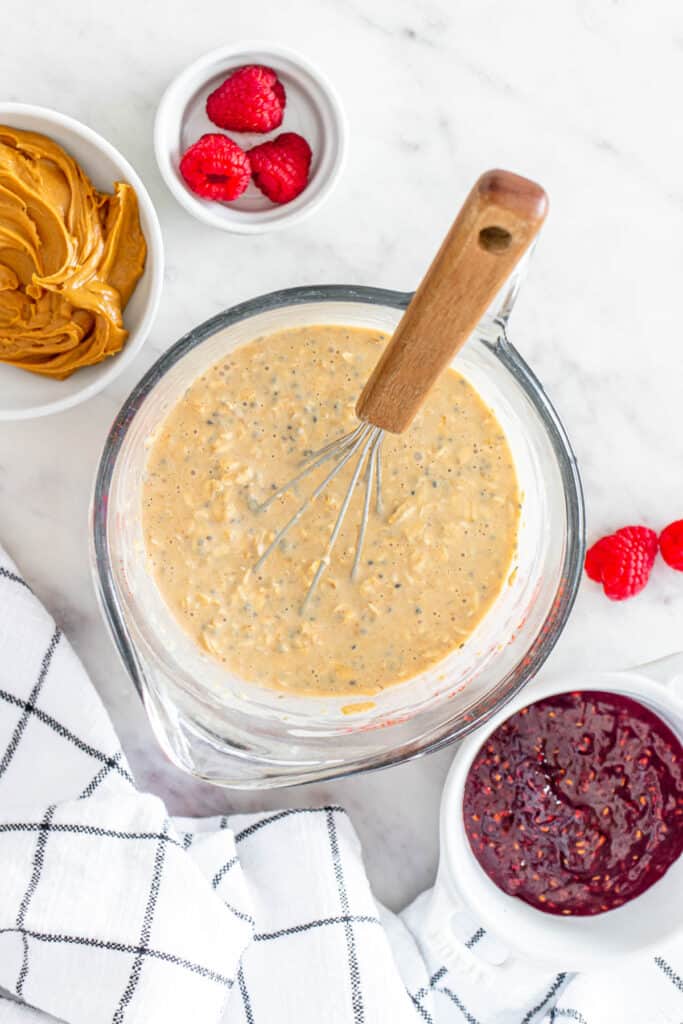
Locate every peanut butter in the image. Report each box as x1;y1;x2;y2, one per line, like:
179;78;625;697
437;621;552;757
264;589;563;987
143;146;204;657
0;126;146;379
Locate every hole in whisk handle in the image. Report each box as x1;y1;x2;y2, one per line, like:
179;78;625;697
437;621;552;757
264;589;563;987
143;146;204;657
478;225;513;252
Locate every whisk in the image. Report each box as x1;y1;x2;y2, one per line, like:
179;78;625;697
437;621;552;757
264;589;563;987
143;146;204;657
254;170;548;610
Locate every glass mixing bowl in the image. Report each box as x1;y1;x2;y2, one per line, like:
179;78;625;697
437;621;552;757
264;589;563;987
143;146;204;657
91;284;584;788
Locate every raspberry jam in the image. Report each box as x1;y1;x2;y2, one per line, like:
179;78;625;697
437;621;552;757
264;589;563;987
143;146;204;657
463;691;683;915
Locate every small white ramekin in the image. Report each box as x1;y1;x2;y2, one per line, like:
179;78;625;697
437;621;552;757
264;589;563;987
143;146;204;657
0;103;164;421
154;43;347;234
424;657;683;975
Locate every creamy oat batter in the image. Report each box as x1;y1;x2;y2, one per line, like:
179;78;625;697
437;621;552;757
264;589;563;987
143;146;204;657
142;325;519;697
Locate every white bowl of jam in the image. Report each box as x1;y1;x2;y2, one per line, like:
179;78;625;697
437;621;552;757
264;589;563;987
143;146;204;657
430;662;683;972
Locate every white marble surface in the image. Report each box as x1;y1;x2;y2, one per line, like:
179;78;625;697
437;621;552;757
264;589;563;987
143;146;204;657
2;0;683;911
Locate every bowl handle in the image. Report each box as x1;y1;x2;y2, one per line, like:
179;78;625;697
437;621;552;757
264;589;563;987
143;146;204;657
421;871;531;987
636;650;683;697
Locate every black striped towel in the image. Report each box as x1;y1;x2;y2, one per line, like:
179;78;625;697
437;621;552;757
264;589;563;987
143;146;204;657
0;548;680;1023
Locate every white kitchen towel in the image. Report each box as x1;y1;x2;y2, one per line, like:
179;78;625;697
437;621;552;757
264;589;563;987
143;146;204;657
0;547;681;1024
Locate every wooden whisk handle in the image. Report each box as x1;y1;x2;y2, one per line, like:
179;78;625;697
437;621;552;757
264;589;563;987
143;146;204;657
355;169;548;434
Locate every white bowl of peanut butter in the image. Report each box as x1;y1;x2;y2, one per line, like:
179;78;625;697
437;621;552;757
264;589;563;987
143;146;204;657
0;104;164;420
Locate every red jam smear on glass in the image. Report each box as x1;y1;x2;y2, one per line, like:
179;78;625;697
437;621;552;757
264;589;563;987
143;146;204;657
463;691;683;915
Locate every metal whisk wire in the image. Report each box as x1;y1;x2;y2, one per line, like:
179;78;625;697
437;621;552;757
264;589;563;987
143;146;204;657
253;422;384;611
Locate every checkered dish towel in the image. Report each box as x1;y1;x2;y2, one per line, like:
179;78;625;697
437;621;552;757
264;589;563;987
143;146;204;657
0;547;681;1024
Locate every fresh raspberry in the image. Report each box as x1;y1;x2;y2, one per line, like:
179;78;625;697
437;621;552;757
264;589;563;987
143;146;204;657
659;519;683;571
206;65;286;133
179;134;251;201
584;526;658;600
248;132;312;204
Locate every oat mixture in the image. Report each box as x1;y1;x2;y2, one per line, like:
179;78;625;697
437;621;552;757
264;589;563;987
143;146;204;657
142;325;519;697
